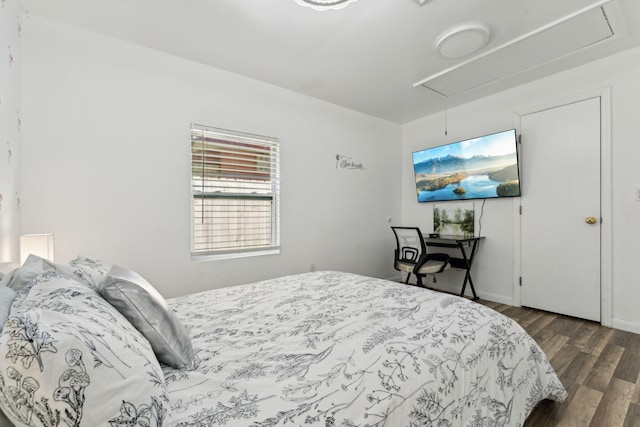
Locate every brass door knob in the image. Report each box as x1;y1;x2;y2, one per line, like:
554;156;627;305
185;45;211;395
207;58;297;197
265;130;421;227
585;216;598;224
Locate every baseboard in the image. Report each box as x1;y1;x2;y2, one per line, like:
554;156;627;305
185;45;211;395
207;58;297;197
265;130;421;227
611;318;640;335
383;275;515;306
385;273;640;333
476;291;513;306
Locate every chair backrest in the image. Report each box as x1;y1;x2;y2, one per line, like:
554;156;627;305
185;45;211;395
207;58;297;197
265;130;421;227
391;227;426;264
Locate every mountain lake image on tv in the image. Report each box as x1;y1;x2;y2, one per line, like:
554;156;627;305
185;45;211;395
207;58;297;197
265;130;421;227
413;129;521;202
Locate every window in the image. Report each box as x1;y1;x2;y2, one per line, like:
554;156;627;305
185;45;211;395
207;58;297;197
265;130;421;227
190;124;280;256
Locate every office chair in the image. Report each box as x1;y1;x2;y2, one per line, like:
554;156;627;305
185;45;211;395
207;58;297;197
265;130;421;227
391;226;450;287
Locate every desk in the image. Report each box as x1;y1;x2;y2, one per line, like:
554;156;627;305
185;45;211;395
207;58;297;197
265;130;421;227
424;235;484;300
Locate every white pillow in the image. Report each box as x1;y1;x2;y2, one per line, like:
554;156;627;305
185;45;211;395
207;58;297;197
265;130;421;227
98;265;196;369
0;271;170;426
61;255;111;291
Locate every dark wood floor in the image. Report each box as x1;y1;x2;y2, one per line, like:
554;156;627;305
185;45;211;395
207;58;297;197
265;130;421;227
480;300;640;427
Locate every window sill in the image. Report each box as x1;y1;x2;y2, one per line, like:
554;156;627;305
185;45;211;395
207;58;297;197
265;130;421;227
191;247;280;262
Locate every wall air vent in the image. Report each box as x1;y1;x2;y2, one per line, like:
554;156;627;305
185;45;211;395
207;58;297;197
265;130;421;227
414;1;614;97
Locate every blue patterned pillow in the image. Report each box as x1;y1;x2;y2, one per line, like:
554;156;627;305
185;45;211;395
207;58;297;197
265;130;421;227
0;271;170;426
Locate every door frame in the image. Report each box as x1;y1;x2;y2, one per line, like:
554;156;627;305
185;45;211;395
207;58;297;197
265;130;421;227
511;86;612;327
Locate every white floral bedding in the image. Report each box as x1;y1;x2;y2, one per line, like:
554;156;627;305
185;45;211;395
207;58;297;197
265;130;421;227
164;271;567;426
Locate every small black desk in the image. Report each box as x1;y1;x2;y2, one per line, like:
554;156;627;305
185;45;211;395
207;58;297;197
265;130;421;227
424;235;484;300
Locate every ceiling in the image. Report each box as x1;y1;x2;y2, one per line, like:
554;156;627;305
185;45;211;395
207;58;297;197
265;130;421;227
19;0;640;124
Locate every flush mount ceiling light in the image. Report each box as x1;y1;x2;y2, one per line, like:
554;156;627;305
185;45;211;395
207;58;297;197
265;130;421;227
294;0;359;11
435;23;491;59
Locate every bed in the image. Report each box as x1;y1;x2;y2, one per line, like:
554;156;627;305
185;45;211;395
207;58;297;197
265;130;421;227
0;256;566;426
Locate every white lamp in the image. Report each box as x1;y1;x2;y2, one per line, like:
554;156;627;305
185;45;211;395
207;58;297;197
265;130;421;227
20;234;55;264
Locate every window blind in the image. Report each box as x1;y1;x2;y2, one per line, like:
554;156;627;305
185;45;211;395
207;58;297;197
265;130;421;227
191;124;280;255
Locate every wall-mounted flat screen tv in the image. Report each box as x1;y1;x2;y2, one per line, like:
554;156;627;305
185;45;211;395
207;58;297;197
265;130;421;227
412;129;521;202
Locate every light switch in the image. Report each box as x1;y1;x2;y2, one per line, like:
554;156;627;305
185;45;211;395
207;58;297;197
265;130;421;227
637;188;640;201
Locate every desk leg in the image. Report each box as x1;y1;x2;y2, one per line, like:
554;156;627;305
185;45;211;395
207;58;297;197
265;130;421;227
458;241;479;301
460;270;478;300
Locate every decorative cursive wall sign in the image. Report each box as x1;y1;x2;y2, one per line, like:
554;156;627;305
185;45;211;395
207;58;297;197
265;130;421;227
336;154;365;170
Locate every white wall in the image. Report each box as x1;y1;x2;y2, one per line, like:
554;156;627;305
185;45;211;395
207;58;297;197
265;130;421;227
401;46;640;331
401;116;519;304
19;12;640;332
0;0;21;262
20;16;402;298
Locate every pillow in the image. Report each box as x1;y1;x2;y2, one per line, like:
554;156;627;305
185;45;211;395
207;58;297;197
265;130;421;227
98;265;195;369
0;262;18;275
0;271;10;288
5;254;55;292
0;271;170;427
61;255;111;291
0;286;17;332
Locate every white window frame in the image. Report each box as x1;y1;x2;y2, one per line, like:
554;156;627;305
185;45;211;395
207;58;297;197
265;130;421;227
190;123;280;259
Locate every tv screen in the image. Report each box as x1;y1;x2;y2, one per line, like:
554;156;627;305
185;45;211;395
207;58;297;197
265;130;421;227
412;129;521;202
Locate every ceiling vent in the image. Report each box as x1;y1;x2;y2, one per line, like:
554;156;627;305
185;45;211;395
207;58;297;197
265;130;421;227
415;1;614;97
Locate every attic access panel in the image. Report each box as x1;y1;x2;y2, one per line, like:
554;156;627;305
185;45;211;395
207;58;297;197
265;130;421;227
417;6;613;97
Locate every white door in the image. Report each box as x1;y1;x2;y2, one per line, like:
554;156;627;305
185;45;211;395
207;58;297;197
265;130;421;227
520;97;601;321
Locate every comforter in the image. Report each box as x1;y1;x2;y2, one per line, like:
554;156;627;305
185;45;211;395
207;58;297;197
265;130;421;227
163;271;567;426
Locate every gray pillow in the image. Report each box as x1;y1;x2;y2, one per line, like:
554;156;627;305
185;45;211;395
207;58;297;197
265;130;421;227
5;254;55;292
98;265;195;369
0;271;10;288
0;262;18;276
0;286;17;332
